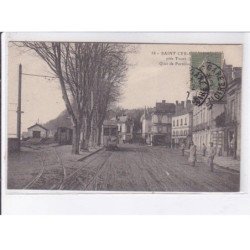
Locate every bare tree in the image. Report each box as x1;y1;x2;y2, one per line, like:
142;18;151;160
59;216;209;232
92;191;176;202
16;42;130;154
86;43;128;147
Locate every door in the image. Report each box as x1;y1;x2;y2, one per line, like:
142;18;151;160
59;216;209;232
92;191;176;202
33;131;41;138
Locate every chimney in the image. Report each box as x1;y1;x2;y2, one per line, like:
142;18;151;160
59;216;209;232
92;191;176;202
162;100;166;104
176;101;178;106
233;67;242;80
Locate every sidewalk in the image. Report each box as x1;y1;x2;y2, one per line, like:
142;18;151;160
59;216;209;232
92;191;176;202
183;149;240;172
211;155;240;172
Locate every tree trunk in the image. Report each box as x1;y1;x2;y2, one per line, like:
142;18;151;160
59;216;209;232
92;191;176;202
83;119;92;150
97;124;102;146
72;122;81;154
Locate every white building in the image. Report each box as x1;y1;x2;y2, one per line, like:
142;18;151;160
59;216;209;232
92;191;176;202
140;107;152;143
27;123;48;138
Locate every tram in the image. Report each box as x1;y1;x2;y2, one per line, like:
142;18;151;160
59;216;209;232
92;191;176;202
102;121;119;150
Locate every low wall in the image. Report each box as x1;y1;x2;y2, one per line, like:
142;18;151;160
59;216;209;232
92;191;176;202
8;138;20;153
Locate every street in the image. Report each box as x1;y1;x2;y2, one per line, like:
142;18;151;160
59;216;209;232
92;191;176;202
8;143;240;192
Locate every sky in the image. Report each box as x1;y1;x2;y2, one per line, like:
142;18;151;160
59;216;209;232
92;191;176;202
7;43;242;136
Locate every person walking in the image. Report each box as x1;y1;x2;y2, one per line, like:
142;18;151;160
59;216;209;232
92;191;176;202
208;142;216;172
188;142;197;167
180;143;185;156
202;143;207;156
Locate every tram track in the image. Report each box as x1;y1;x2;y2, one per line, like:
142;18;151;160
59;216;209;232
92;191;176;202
23;147;66;190
59;149;111;190
83;151;113;190
23;152;47;189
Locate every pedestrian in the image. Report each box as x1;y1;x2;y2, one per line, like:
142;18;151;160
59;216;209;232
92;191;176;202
208;142;216;172
230;136;236;158
180;143;185;156
188;141;197;167
202;143;207;156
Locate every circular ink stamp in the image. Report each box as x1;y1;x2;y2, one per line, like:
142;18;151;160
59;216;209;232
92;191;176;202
199;61;227;109
190;66;210;106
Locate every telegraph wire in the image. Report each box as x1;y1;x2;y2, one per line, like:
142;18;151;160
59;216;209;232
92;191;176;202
22;72;58;80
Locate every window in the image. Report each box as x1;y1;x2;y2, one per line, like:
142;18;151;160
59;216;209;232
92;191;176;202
180;119;183;126
184;117;187;125
177;120;179;126
173;120;175;127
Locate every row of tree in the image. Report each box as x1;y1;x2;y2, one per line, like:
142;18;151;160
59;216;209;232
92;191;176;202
18;42;131;154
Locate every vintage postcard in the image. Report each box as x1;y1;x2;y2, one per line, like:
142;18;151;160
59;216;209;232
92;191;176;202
6;40;242;192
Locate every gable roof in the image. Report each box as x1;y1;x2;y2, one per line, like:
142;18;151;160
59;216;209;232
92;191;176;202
27;123;48;131
155;102;175;114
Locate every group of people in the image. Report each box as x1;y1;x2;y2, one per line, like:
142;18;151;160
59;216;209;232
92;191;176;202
180;142;217;172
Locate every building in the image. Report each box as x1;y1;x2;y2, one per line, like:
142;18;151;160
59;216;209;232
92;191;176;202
27;123;48;138
140;107;152;144
172;100;193;147
192;98;227;155
225;66;242;159
191;60;242;157
116;114;134;143
151;100;175;146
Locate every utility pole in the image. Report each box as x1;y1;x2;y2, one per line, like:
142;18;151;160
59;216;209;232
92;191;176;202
16;64;22;151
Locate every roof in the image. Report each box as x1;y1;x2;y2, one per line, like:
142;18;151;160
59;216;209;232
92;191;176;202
27;123;48;131
155;102;175;114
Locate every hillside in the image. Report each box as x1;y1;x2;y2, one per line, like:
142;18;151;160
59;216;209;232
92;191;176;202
44;106;155;133
43;109;72;131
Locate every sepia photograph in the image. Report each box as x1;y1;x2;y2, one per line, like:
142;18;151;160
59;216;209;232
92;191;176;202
6;41;242;192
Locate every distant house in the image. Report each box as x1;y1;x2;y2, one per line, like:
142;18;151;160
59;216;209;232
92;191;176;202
116;114;134;143
27;123;48;138
151;100;175;146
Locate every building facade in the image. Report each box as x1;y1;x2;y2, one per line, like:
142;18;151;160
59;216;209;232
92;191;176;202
27;123;48;138
151;100;175;146
172;100;193;147
192;101;226;154
192;62;241;158
225;67;242;159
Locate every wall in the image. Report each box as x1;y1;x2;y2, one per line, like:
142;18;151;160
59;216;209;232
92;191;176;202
28;125;47;138
8;138;20;153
